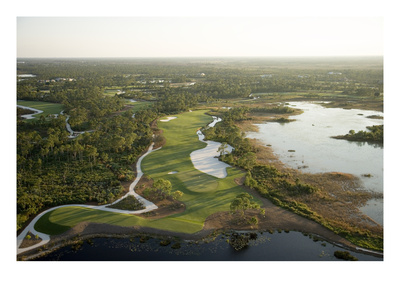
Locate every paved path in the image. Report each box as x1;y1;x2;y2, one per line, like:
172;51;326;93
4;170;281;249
17;114;229;254
17;143;160;255
17;105;44;119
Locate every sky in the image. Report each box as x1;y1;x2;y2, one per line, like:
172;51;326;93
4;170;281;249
17;16;383;58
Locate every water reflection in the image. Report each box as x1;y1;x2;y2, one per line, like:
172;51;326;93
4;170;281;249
33;231;382;261
246;101;383;224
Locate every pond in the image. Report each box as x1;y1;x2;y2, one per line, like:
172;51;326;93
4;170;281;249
246;101;383;225
33;231;382;261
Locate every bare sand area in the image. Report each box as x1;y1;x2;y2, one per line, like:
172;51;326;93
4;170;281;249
190;130;233;178
159;116;177;122
190;116;234;178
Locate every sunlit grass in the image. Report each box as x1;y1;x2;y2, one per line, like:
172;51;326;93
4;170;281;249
35;110;261;236
17;100;64;120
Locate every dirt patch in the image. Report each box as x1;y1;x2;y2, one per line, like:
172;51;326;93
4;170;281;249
120;180;132;194
234;176;245;186
19;232;42;248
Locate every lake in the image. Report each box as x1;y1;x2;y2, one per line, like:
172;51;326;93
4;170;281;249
33;231;382;261
246;101;384;225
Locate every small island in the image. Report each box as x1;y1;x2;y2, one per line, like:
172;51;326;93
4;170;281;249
332;125;383;144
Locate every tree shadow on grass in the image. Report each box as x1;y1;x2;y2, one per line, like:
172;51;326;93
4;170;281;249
34;210;71;235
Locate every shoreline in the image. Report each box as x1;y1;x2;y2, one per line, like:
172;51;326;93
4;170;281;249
17;217;383;261
17;110;383;260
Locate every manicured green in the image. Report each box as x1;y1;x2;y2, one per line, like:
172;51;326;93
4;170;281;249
127;100;153;112
17;100;64;120
34;110;260;235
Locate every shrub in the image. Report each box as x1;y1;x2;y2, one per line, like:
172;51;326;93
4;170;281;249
334;251;358;261
139;236;150;243
160;240;171;246
107;195;145;211
249;216;258;225
229;233;249;251
171;242;181;249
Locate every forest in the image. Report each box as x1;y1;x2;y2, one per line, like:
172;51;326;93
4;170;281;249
16;57;383;237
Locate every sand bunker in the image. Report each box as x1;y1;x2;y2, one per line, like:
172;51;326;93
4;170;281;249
190;116;233;178
190;129;234;179
160;116;177;122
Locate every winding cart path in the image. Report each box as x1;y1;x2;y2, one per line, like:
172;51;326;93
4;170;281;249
17;143;160;255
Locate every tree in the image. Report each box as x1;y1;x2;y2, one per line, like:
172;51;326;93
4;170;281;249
218;142;228;156
239;152;257;170
230;193;265;225
230;193;259;217
151;179;172;201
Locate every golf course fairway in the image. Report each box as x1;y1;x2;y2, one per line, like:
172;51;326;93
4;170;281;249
34;110;261;236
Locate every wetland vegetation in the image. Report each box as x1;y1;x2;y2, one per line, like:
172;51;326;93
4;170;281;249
332;124;383;144
16;57;383;259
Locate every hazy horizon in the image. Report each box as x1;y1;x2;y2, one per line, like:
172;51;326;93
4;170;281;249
17;55;384;59
17;17;383;58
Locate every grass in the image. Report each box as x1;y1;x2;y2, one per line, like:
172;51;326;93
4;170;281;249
17;100;64;120
127;100;153;112
34;110;260;236
104;89;122;96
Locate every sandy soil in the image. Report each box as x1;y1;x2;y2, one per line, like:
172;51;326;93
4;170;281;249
19;232;42;248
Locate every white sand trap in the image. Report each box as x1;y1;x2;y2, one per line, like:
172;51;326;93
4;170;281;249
160;116;177;122
190;130;234;178
168;171;178;174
